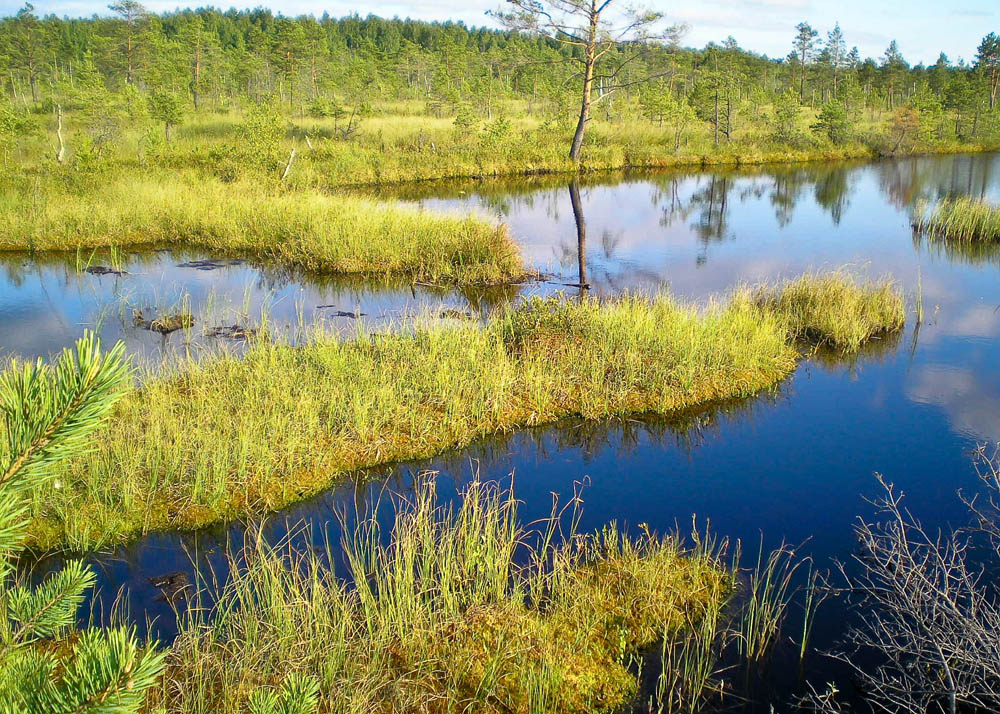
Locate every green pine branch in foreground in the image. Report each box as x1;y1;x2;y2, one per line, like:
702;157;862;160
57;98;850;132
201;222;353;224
0;333;324;713
0;332;165;714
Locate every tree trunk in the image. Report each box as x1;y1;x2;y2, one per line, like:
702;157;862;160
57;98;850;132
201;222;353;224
713;89;719;145
55;105;65;164
724;94;732;142
311;55;317;100
799;56;805;101
281;147;297;182
569;54;594;161
568;180;588;296
127;33;134;84
569;3;598;163
193;49;201;111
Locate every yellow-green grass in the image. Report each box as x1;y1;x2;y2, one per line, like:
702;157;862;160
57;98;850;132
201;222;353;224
914;197;1000;243
0;173;524;285
227;110;990;188
13;102;994;192
752;271;906;351
22;274;904;550
153;479;732;714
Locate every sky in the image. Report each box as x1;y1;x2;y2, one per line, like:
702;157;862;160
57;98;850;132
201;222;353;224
2;0;997;67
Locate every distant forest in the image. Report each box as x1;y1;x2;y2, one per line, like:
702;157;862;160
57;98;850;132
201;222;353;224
2;4;998;129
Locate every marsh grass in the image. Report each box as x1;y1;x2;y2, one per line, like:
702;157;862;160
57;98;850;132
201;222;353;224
914;197;1000;243
646;525;731;714
24;274;904;549
0;173;523;285
752;271;905;351
153;477;732;714
735;540;808;665
20;103;990;191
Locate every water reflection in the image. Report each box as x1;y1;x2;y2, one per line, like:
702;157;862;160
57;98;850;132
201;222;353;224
877;153;998;208
567;180;589;295
387;154;1000;295
8;154;999;365
0;250;518;363
914;229;1000;268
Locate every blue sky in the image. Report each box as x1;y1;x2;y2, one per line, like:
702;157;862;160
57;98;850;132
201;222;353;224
2;0;997;66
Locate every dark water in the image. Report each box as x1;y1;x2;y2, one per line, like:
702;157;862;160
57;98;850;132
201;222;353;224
11;153;1000;710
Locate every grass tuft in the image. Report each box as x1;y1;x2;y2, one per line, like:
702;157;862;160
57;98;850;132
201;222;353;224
914;197;1000;243
0;173;524;285
751;271;905;351
152;478;732;714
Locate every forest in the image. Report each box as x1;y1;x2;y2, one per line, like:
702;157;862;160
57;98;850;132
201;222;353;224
1;2;999;182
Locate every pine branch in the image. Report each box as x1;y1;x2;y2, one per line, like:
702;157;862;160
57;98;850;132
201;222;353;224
3;560;96;651
6;627;166;714
0;648;59;711
0;332;130;495
248;673;320;714
0;334;162;714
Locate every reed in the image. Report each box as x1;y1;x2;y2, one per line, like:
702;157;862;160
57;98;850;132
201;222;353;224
152;477;732;714
648;527;730;714
914;197;1000;243
735;540;806;665
24;274;904;550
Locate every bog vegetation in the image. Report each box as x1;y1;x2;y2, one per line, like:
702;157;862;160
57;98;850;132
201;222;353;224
914;196;1000;243
0;172;523;284
156;478;733;714
1;2;997;713
23;273;905;550
2;2;999;281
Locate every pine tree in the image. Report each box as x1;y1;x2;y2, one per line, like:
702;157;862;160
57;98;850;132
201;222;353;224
107;0;149;86
975;32;1000;110
0;4;47;103
0;332;165;713
793;22;818;101
881;40;908;109
825;23;847;98
148;89;183;141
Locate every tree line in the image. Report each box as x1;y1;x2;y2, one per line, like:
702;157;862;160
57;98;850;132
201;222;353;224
1;1;999;159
